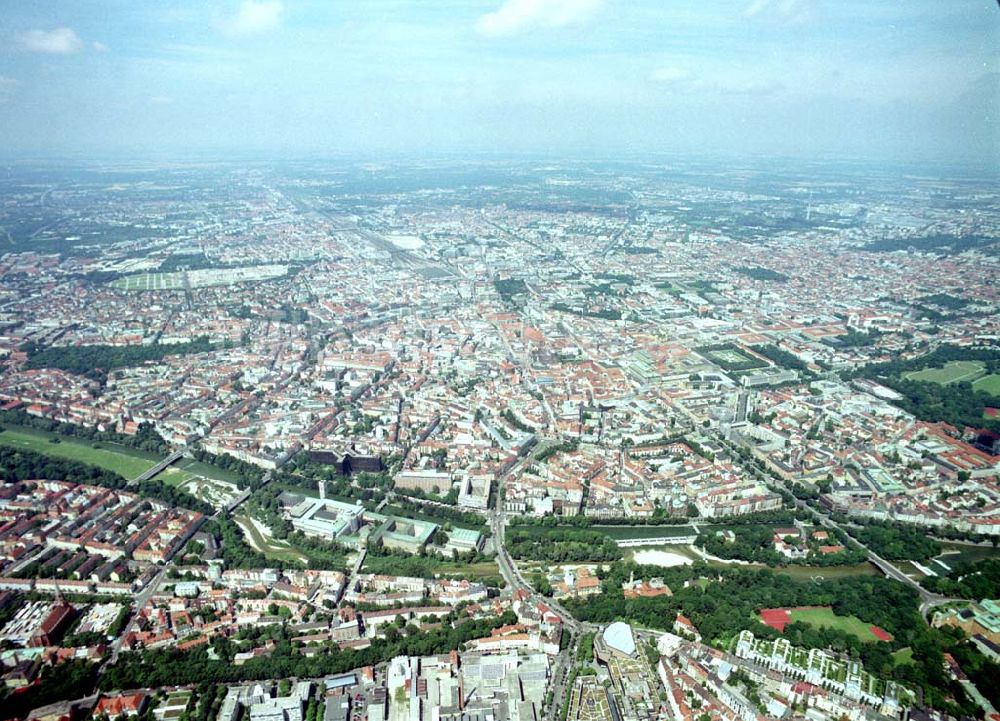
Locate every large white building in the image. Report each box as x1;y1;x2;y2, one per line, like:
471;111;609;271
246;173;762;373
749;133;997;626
288;497;365;540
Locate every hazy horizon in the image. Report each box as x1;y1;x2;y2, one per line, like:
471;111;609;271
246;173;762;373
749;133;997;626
1;0;997;164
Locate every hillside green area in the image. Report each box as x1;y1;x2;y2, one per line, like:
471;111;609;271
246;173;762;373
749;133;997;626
23;336;215;378
563;562;996;717
0;425;164;479
0;445;210;514
847;522;942;562
506;523;621;562
735;266;789;282
851;345;1000;431
99;611;517;690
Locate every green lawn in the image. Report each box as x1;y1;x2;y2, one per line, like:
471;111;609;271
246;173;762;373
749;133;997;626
0;426;167;479
174;458;244;483
972;373;1000;397
155;467;195;485
904;360;985;385
777;563;880;580
788;607;887;641
892;647;914;666
435;560;504;583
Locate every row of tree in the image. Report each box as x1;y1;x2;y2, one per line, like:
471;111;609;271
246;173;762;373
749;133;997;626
922;558;1000;599
849;344;1000;432
749;344;809;373
846;520;943;562
697;525;867;567
24;336;216;376
100;611;517;689
506;525;621;562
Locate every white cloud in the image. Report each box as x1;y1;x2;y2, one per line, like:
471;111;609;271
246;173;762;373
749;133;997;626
649;66;689;85
92;41;110;52
476;0;603;37
219;0;284;37
16;27;84;54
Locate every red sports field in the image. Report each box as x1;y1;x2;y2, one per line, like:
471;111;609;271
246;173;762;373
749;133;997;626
760;607;793;632
869;625;893;641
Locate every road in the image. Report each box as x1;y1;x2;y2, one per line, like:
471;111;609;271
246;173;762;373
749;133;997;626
99;548;181;676
486;451;593;719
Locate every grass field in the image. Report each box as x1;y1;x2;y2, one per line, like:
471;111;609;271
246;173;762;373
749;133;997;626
790;607;880;638
777;562;880;580
972;373;1000;396
892;647;914;666
155;467;195;485
174;458;244;484
769;606;891;642
0;425;170;479
904;360;985;385
435;560;504;584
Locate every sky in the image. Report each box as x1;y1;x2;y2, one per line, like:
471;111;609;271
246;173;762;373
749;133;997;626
0;0;997;164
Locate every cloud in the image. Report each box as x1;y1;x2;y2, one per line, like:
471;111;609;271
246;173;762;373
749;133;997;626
92;41;110;52
219;0;284;37
476;0;603;37
743;0;814;24
649;67;690;86
16;27;84;54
